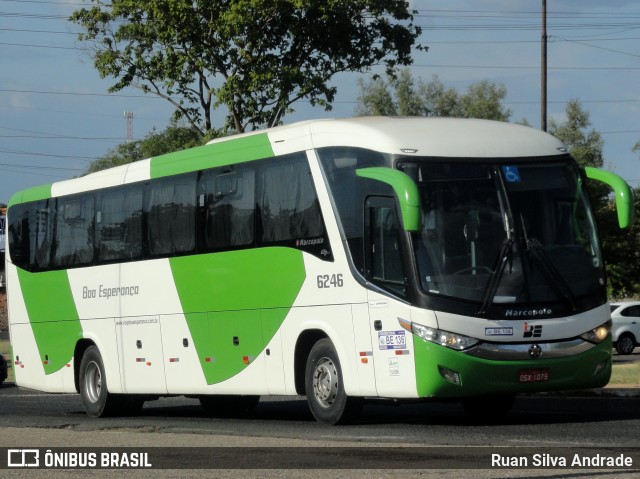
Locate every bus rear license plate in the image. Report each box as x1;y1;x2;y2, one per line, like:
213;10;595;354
518;368;550;383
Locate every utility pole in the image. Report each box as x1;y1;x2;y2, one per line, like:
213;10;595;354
541;0;548;132
124;111;134;143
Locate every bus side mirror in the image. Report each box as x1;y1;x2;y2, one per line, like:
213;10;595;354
356;167;421;232
584;167;634;229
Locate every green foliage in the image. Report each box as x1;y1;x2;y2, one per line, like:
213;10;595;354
85;121;204;174
356;71;511;120
71;0;422;134
549;100;639;299
598;187;640;300
549;100;604;169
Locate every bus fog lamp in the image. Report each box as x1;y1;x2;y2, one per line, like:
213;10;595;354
438;365;462;385
594;359;610;377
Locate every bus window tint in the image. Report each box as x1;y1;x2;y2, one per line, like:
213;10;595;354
200;166;255;250
147;174;196;256
53;195;94;267
97;187;143;262
366;197;407;297
259;154;323;243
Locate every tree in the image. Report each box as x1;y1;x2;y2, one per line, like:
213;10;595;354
85;120;203;174
549;100;640;299
71;0;422;134
549;100;604;169
355;71;511;120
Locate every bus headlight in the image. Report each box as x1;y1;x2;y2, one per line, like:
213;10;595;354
399;318;479;351
580;320;611;344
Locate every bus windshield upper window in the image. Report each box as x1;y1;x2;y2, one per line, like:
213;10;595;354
407;160;605;307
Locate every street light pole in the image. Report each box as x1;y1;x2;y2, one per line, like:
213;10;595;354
541;0;548;131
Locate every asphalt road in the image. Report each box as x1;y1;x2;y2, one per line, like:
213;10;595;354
1;384;640;476
0;351;639;477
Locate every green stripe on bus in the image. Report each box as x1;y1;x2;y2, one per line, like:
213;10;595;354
16;268;82;374
8;184;52;208
150;133;274;179
169;247;305;385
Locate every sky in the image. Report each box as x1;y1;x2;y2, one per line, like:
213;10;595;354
1;0;640;205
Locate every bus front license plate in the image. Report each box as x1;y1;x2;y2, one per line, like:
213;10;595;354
518;368;550;383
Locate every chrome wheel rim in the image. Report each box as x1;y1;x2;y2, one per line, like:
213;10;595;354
312;357;338;408
84;361;102;404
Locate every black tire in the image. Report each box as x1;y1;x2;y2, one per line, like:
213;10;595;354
460;394;516;420
616;333;636;355
79;345;120;417
199;395;260;417
305;338;361;425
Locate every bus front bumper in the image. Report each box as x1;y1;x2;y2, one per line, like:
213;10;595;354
413;336;612;398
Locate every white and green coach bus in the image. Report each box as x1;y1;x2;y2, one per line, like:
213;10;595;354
6;117;634;424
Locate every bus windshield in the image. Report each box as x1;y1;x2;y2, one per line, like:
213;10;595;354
402;161;604;308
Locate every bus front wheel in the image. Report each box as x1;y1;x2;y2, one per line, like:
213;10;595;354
79;345;119;417
305;338;361;425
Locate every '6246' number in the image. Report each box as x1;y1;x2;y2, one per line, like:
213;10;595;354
317;274;344;288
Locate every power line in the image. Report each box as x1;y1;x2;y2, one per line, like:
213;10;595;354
0;41;78;50
0;88;155;99
0;162;83;171
0;148;96;161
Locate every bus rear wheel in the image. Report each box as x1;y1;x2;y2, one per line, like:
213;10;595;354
305;338;361;425
79;345;120;417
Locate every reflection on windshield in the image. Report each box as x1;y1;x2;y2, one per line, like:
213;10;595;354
403;161;605;307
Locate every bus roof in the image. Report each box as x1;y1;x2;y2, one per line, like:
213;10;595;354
227;116;567;159
9;117;567;206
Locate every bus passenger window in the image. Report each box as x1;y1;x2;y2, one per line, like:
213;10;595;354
200;166;255;250
259;155;323;244
147;175;196;256
97;187;143;262
53;195;94;267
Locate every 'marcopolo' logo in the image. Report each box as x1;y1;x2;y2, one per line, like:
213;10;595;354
505;308;553;318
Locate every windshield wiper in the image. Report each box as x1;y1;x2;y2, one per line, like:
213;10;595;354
478;237;514;315
525;237;578;312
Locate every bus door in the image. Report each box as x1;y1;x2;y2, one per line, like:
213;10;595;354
364;197;417;397
116;263;168;395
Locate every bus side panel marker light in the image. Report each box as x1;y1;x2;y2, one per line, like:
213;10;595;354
66;363;71;368
136;358;146;363
146;362;152;366
395;350;410;356
359;351;373;364
169;358;180;363
43;355;49;365
243;356;255;365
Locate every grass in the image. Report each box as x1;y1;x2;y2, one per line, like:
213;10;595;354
609;360;640;386
0;336;637;388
